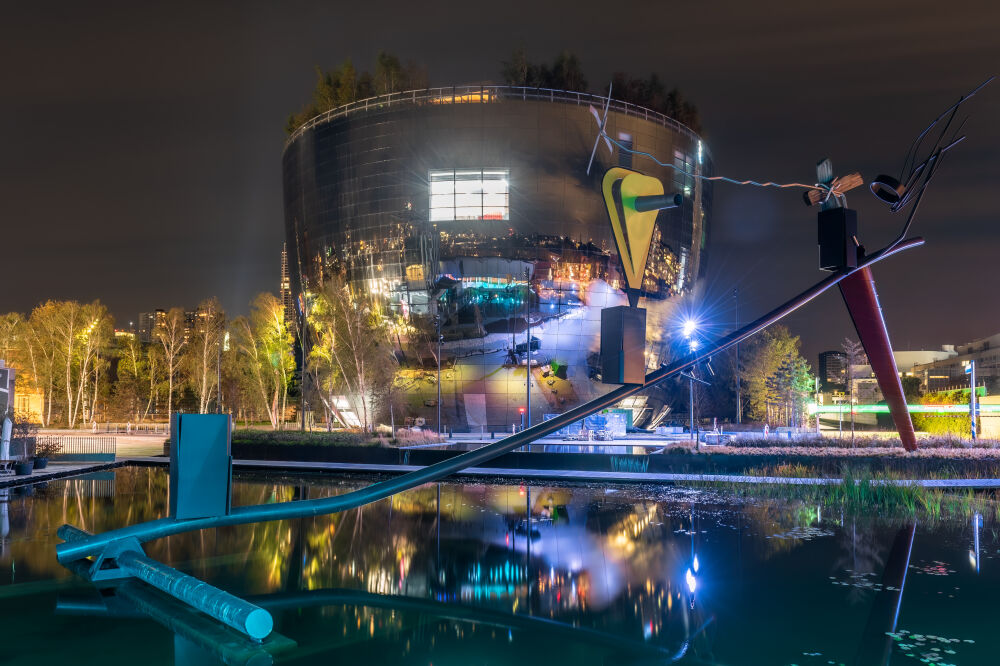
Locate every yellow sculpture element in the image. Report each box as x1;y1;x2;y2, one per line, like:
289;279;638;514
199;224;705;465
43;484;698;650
602;168;665;296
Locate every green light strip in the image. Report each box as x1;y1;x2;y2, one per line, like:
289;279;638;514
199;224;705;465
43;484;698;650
807;403;1000;415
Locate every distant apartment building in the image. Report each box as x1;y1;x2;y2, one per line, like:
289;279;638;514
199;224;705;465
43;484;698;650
817;351;848;392
137;309;166;342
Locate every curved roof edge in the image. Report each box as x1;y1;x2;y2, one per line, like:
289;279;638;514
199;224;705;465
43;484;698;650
283;85;708;156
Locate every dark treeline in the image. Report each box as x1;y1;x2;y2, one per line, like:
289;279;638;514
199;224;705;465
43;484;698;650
286;48;702;134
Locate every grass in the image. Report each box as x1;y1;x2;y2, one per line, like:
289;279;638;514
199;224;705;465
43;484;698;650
707;462;1000;523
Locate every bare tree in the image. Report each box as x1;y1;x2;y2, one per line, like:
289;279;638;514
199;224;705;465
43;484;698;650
183;299;225;414
842;338;865;445
156;307;187;424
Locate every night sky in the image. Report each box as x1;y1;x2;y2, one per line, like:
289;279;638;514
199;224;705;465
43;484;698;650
3;0;998;364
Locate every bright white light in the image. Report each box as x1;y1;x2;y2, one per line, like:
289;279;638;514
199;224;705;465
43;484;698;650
685;568;697;594
689;340;700;353
681;319;698;338
693;555;699;573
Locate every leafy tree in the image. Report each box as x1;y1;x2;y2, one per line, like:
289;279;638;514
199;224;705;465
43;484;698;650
375;50;404;94
608;72;702;133
902;375;923;403
549;51;587;92
231;293;295;430
112;334;149;421
182;298;226;414
501;48;533;86
500;48;587;91
41;300;112;428
0;312;22;363
20;303;61;425
740;325;812;424
307;276;397;431
156;307;187;423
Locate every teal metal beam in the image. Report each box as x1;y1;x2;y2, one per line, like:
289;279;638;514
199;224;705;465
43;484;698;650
56;237;924;566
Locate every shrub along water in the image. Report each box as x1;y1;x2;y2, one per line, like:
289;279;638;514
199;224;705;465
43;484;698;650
710;463;1000;523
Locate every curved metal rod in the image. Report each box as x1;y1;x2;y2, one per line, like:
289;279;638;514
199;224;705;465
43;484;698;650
56;237;924;564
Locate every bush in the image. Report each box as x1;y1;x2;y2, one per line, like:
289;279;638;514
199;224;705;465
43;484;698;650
231;429;377;447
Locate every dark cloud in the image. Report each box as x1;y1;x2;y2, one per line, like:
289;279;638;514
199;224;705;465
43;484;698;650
2;0;997;365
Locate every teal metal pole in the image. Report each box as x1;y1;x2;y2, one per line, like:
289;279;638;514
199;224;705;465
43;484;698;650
58;526;273;641
56;238;923;566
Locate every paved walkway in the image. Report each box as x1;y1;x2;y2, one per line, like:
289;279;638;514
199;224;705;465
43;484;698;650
125;456;1000;488
0;461;125;488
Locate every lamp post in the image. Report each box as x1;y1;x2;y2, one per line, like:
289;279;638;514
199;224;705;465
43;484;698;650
435;314;442;438
734;288;741;424
681;319;700;443
216;335;222;414
965;360;977;441
524;267;531;429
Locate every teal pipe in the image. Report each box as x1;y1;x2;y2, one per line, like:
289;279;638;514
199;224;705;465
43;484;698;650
58;525;273;641
56;238;923;566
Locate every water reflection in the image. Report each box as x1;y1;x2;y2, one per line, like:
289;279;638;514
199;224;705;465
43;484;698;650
1;467;997;664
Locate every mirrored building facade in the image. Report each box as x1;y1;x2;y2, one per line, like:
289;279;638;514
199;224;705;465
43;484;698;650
283;86;713;431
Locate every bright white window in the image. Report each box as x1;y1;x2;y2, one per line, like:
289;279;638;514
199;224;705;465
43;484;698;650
429;169;509;221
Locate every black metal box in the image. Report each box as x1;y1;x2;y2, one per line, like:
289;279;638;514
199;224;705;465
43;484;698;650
817;207;858;271
600;306;647;384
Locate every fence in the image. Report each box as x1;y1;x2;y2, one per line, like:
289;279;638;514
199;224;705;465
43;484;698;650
98;423;168;435
42;436;117;462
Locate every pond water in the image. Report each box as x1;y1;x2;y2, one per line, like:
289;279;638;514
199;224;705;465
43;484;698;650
0;466;995;665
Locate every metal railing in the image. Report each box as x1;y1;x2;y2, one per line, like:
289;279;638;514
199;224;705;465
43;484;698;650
98;422;168;435
285;85;706;151
42;436;117;462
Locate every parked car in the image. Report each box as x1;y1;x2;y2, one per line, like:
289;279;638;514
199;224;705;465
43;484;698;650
514;336;541;353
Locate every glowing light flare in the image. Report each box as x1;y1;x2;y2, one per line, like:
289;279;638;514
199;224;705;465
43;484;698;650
693;555;699;573
685;568;697;594
681;318;698;338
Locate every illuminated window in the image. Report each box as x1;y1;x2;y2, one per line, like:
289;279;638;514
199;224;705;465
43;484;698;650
429;169;509;221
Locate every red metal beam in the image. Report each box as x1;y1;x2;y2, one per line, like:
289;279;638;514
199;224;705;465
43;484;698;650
839;266;917;451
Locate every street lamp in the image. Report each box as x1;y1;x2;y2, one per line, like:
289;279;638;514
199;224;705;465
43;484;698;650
524;267;531;430
734;288;741;425
434;314;442;438
682;320;700;442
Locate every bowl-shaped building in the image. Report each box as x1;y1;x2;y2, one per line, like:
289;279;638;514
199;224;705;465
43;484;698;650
283;85;713;431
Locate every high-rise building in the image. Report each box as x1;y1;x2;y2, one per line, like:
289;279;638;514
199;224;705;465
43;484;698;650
818;351;848;392
280;243;296;329
137;309;166;343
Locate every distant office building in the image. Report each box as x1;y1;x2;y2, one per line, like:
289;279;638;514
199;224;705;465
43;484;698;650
818;351;848;392
913;334;1000;392
185;303;223;340
848;349;958;403
280;243;296;329
137;309;166;343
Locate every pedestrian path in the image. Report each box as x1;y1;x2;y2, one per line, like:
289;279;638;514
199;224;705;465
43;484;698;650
124;456;1000;488
0;461;125;488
